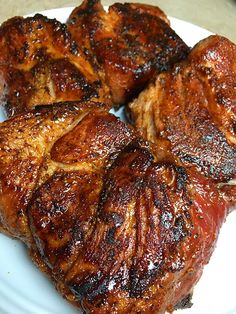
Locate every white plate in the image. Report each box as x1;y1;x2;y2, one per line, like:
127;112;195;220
0;7;236;314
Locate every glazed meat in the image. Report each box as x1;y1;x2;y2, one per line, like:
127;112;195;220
0;3;235;314
0;101;101;243
0;1;189;117
0;14;111;117
0;103;230;313
129;35;236;206
67;0;189;105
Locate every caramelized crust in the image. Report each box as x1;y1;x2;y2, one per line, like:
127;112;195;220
68;0;189;105
0;14;111;117
129;35;236;188
62;150;227;314
0;104;230;313
0;101;102;244
0;5;235;314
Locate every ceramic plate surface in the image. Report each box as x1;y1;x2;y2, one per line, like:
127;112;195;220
0;7;236;314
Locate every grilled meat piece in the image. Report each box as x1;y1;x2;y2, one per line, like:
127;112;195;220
0;4;235;313
0;104;230;313
0;14;111;117
129;35;236;206
61;154;228;314
68;0;189;105
0;101;103;243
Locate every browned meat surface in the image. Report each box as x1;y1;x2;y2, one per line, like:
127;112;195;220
0;101;103;243
0;4;235;314
0;14;111;117
0;103;230;313
68;0;189;105
129;35;236;206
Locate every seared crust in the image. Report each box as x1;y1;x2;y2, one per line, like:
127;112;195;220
63;152;227;314
0;103;229;313
0;5;235;314
0;101;103;244
129;35;236;185
0;14;111;117
68;0;189;105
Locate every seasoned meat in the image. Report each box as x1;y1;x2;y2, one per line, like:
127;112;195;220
0;14;111;117
128;35;236;205
0;104;230;313
0;1;189;117
0;101;101;243
68;0;189;105
0;4;235;314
